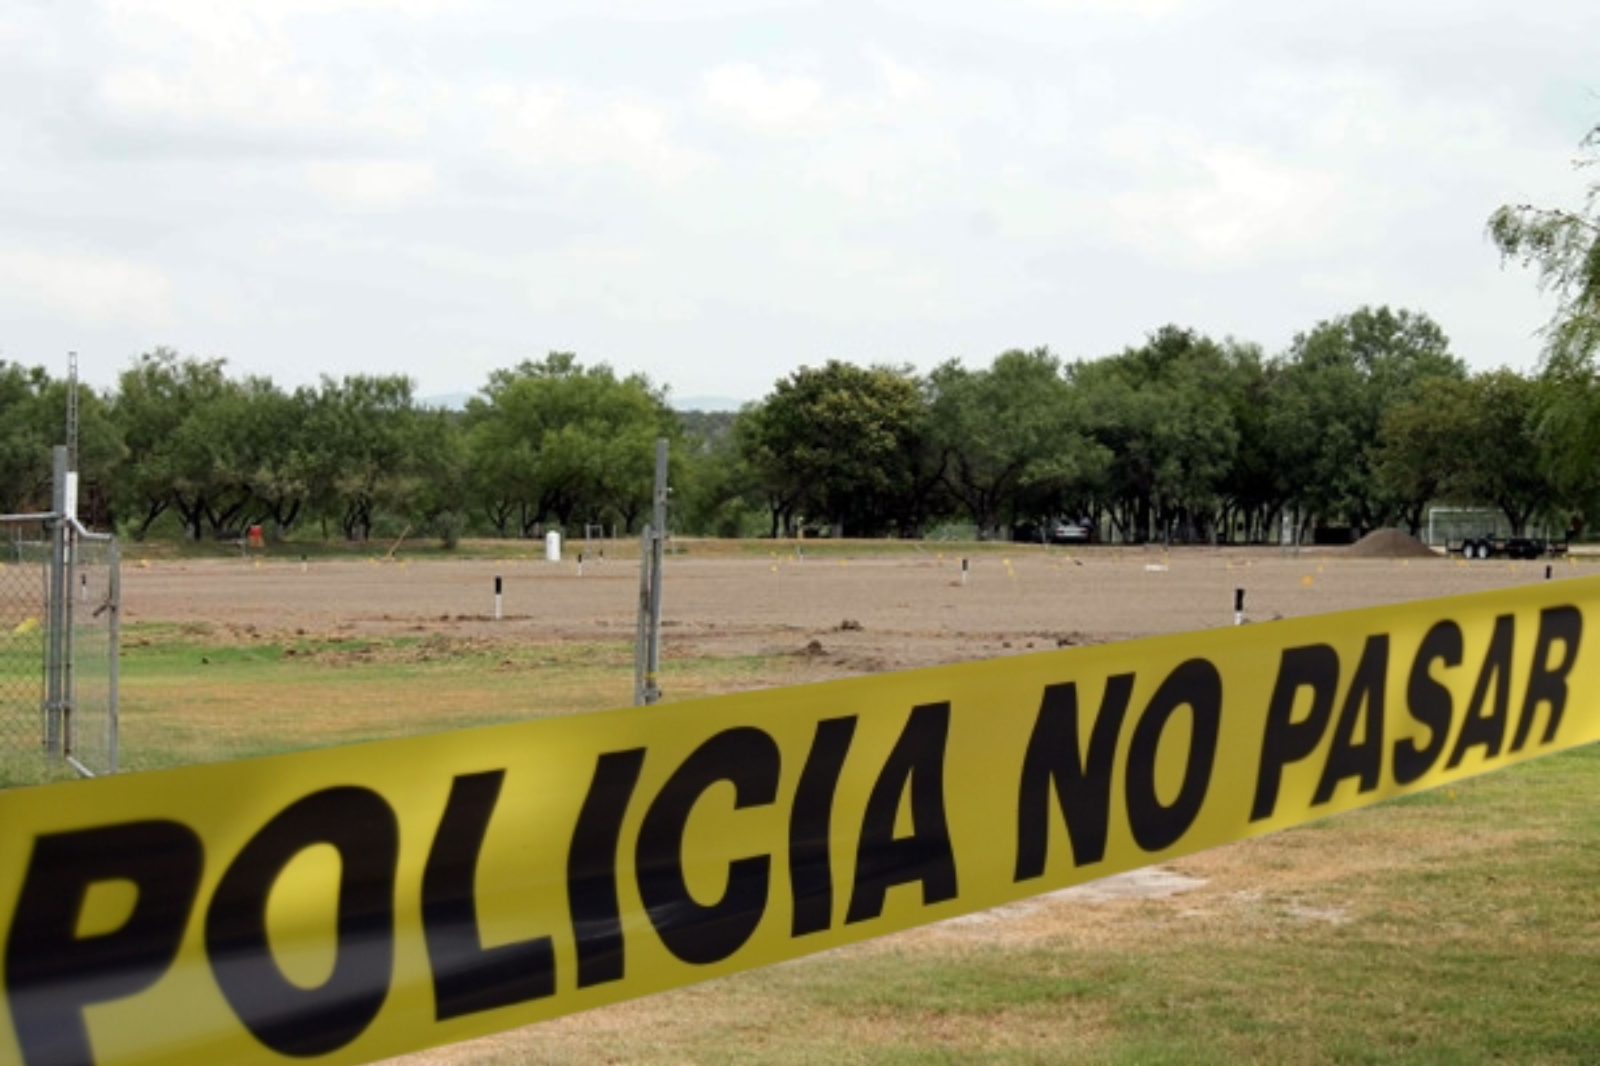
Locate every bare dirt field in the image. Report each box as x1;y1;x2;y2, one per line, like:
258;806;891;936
121;539;1575;684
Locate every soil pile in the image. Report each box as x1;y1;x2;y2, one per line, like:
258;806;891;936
1346;528;1439;559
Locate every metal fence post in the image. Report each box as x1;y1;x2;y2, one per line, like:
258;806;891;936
106;534;120;773
633;439;669;706
45;447;68;759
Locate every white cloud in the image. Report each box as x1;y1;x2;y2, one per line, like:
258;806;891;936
701;62;827;131
1075;62;1116;102
0;246;172;327
95;60;432;147
870;50;932;103
478;83;564;131
300;159;439;210
1101;124;1345;266
91;0;436;147
98;1;277;54
98;0;456;49
478;83;704;186
98;63;334;132
696;51;987;212
1019;0;1198;19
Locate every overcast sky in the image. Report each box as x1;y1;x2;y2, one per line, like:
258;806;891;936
1;1;1595;406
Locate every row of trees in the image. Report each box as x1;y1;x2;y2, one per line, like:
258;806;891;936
2;349;680;545
0;307;1581;545
723;308;1566;542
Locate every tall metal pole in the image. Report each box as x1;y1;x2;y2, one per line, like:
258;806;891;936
634;439;669;705
106;535;121;773
66;351;79;474
633;524;652;705
647;438;668;698
45;445;69;758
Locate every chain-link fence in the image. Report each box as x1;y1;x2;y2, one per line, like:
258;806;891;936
0;513;119;786
0;518;49;780
66;527;119;777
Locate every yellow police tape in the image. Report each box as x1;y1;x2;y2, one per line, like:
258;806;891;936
2;577;1596;1066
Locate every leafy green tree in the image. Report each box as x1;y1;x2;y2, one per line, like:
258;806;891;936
927;349;1100;539
897;375;953;539
676;407;766;537
574;389;681;535
1074;327;1241;543
0;363;121;520
465;384;543;537
1371;376;1477;535
167;375;309;538
466;353;680;536
1262;352;1360;539
1531;362;1600;522
727;402;807;538
1442;370;1554;535
1491;124;1600;529
109;350;321;539
0;362;60;513
739;361;926;538
295;375;432;541
1275;306;1465;535
70;390;124;527
179;384;255;536
230;381;312;536
395;407;469;547
1488;124;1600;368
1213;344;1291;543
677;409;737;453
109;349;237;539
0;377;122;522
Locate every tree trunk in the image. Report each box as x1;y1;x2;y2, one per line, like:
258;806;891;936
134;498;169;539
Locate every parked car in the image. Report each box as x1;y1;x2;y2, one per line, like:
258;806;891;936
1049;520;1092;544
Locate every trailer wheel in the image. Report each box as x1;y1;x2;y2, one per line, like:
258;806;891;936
1471;540;1487;560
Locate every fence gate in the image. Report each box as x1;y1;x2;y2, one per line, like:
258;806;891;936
0;513;119;783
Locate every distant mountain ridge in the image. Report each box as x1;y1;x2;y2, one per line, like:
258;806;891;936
418;391;745;412
418;391;474;410
670;395;745;412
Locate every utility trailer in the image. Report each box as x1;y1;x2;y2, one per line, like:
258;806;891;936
1449;534;1567;560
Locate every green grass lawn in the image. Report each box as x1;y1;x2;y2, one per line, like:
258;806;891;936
113;624;666;769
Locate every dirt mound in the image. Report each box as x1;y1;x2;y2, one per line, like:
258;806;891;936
1347;528;1438;559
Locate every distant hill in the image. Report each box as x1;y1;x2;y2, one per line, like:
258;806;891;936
671;395;745;412
677;408;737;449
420;392;745;413
418;391;473;410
